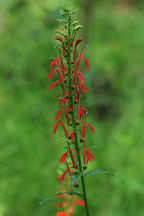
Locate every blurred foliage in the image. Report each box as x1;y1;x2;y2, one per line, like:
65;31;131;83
0;0;144;215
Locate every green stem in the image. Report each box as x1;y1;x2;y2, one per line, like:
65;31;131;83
67;13;90;216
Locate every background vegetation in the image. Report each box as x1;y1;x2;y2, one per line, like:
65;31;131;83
0;0;144;215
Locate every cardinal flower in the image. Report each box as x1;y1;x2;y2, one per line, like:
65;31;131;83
61;162;72;181
53;116;71;139
49;56;61;68
56;107;71;126
83;147;95;168
60;146;77;168
47;9;96;216
55;36;66;55
73;38;83;62
81;118;95;142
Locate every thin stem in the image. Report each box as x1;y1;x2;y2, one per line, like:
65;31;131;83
67;13;90;216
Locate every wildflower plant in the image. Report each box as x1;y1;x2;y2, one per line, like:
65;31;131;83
41;8;102;216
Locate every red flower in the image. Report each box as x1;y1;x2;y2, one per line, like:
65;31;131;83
60;146;77;168
49;56;61;68
47;68;56;80
53;116;71;139
49;80;60;91
56;212;70;216
60;96;66;105
81;120;95;141
61;162;71;181
82;57;90;69
55;36;66;55
76;72;87;93
76;46;85;69
80;143;95;167
60;151;69;164
73;38;83;61
57;47;67;75
53;121;61;134
56;107;71;125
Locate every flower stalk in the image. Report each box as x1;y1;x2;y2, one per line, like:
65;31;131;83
67;12;90;216
47;8;96;216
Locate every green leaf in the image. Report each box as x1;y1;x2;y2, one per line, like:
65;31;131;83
40;192;82;205
86;145;99;149
85;170;124;184
85;170;109;177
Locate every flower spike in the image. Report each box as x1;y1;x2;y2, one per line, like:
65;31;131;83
47;9;97;216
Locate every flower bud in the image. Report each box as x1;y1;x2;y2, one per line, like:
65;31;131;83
83;165;87;170
74;182;79;188
80;138;85;142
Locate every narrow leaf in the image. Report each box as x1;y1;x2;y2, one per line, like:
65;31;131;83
40;192;83;205
85;170;108;177
85;170;124;184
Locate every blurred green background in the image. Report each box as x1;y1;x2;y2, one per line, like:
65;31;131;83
0;0;144;215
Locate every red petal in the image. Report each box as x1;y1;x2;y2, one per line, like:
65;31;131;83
49;80;60;91
82;122;86;138
49;56;61;68
66;162;71;177
82;57;90;69
77;72;84;85
55;108;65;120
89;152;95;160
73;38;83;61
73;199;85;206
47;68;56;80
87;151;95;160
75;38;83;47
55;36;63;43
60;97;66;105
86;152;91;161
60;152;68;164
55;36;65;55
53;123;60;134
79;69;90;72
69;202;75;214
57;67;64;81
86;123;95;133
61;170;68;181
70;132;75;141
80;84;87;93
56;212;70;216
76;47;84;68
